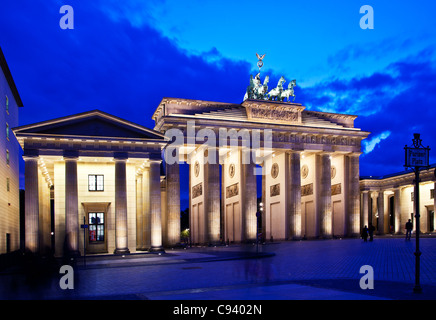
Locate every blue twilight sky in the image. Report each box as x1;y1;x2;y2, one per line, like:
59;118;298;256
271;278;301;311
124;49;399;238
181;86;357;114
1;1;436;203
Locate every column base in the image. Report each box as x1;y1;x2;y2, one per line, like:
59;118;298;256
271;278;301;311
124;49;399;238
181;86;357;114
290;236;303;241
149;246;165;253
113;248;130;255
64;250;81;258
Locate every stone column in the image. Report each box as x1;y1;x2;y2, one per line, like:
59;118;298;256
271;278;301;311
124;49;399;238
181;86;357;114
141;167;151;250
434;182;436;231
166;161;181;246
370;191;378;226
377;190;385;235
204;148;221;244
394;188;401;234
348;153;361;236
319;153;332;238
24;156;39;253
114;157;130;254
150;160;163;251
136;174;143;250
362;191;369;228
65;156;80;255
241;149;257;242
288;151;302;239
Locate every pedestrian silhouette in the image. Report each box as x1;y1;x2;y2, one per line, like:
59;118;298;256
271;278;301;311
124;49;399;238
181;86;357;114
361;225;368;242
405;219;413;241
368;223;375;241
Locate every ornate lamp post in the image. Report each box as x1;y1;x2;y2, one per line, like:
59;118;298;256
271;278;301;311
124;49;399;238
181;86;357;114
404;133;430;293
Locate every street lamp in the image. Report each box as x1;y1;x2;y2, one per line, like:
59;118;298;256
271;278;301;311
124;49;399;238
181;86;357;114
404;133;430;294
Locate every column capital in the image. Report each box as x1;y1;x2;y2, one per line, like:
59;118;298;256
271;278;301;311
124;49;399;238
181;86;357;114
63;149;79;159
113;151;129;161
319;151;333;156
22;155;39;162
347;152;363;158
149;159;162;164
23;148;39;158
286;150;303;155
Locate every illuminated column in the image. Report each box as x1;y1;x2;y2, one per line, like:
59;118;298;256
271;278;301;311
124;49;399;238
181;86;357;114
204;148;220;244
434;183;436;231
288;151;302;239
150;160;163;251
319;153;332;238
394;188;401;234
136;174;143;250
348;153;361;236
65;155;80;255
24;156;39;253
241;149;257;241
361;191;369;228
114;156;130;254
370;191;378;225
166;162;181;246
141;167;151;250
377;190;385;234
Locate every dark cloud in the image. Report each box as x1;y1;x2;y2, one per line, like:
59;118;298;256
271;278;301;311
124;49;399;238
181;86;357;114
299;50;436;176
2;1;436;191
0;1;253;130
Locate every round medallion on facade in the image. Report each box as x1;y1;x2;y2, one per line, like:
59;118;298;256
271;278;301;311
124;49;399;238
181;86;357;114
331;165;336;180
194;161;200;177
301;164;309;179
229;163;235;178
271;163;279;179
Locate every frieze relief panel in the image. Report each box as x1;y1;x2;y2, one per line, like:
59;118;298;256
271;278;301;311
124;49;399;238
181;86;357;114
249;106;299;123
192;183;202;199
301;183;313;197
270;183;280;197
226;183;239;199
331;183;341;196
270;133;356;147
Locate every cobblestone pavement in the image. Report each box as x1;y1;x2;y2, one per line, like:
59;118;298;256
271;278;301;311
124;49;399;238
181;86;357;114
2;237;436;300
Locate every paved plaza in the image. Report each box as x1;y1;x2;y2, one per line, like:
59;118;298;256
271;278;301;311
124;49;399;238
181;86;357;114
1;236;436;300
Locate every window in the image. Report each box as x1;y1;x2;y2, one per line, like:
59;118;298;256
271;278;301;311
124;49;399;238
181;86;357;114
431;189;434;200
5;95;9;114
6;178;10;192
6;123;9;140
88;212;104;242
6;150;9;165
88;174;104;191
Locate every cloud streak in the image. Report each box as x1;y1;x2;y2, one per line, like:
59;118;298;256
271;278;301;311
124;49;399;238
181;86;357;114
362;131;391;154
298;48;436;176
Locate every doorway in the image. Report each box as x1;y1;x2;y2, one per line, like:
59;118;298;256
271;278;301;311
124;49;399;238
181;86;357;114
86;212;107;253
428;208;435;232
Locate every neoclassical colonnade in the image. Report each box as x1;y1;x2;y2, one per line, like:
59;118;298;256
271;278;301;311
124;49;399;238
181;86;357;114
15;110;176;256
153;97;370;243
360;167;436;234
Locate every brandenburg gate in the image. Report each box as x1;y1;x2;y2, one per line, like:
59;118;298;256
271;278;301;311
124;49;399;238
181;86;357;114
153;75;370;244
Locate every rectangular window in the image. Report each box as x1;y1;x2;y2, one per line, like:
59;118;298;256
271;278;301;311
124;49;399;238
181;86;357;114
88;174;104;191
6;178;10;192
6;123;9;140
88;212;104;242
6;150;9;165
5;95;9;114
431;189;434;200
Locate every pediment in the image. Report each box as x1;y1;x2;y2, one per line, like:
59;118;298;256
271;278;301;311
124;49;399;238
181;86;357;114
14;110;166;141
